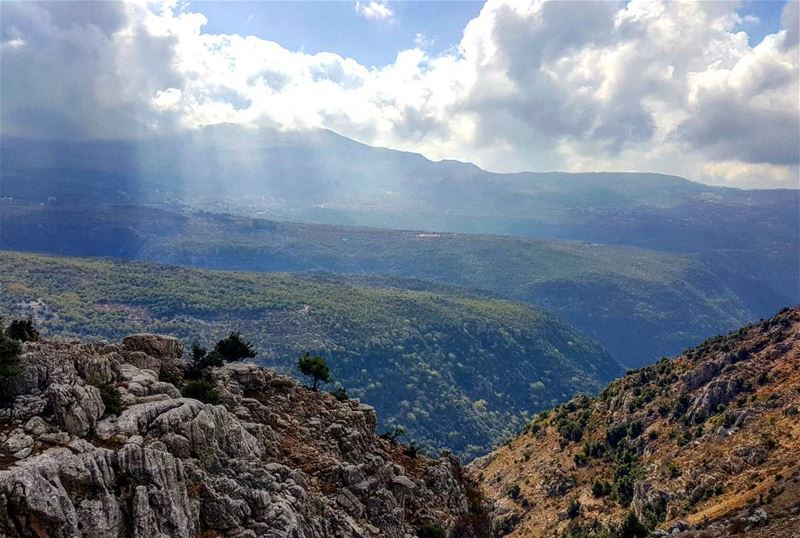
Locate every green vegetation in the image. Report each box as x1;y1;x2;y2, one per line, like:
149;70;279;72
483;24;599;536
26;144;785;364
0;321;23;401
416;524;446;538
182;380;221;405
2;202;785;367
0;250;621;458
563;512;649;538
330;387;349;401
91;382;125;416
5;318;39;342
297;353;330;390
214;332;256;362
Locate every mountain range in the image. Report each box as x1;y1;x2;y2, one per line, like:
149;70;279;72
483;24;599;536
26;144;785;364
1;127;797;367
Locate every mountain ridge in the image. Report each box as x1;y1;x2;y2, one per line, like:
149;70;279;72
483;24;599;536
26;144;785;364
1;203;790;367
469;306;800;537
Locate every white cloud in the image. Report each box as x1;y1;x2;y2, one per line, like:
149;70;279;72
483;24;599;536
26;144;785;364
355;1;393;21
1;0;797;187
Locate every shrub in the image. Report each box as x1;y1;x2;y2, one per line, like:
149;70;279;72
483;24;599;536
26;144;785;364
297;352;330;390
667;462;680;479
380;426;406;443
187;343;223;380
0;324;23;400
214;332;256;362
416;523;446;538
182;379;220;405
93;382;125;416
567;498;581;519
558;419;585;444
5;318;39;342
592;480;611;497
330;387;349;401
507;483;521;500
606;423;628;448
616;512;648;538
404;441;420;459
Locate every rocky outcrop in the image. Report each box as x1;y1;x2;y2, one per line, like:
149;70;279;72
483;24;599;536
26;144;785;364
0;335;473;537
469;307;800;538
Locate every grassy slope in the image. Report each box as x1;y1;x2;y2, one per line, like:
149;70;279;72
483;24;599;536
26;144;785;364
0;250;621;459
0;203;775;367
470;307;800;537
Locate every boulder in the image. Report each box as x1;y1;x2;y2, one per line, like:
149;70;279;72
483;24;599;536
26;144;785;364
122;334;183;361
48;384;105;437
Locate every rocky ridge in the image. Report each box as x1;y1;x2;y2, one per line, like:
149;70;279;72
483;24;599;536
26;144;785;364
469;307;800;537
0;334;478;537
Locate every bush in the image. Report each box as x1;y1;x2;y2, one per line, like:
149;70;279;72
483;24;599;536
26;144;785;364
182;379;220;405
214;332;256;362
330;387;349;401
592;480;611;497
616;512;648;538
5;318;39;342
380;426;406;443
298;352;330;390
567;498;581;519
187;343;223;379
606;423;628;448
93;382;125;416
0;324;23;397
404;441;420;459
667;462;680;479
416;523;446;538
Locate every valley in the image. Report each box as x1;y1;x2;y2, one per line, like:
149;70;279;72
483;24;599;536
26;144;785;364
0;250;622;459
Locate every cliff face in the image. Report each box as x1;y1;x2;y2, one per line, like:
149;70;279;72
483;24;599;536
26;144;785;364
0;334;475;537
469;307;800;537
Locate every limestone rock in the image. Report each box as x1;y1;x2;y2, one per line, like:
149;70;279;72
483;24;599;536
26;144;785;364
48;383;105;437
122;334;183;361
0;335;471;538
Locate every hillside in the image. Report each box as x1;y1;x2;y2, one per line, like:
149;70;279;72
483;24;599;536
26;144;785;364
2;128;796;300
1;203;788;367
0;333;487;537
469;307;800;537
0;250;621;459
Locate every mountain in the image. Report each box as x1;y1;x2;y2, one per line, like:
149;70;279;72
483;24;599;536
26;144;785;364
2;127;797;303
469;307;800;537
0;250;622;458
0;333;487;537
0;203;789;367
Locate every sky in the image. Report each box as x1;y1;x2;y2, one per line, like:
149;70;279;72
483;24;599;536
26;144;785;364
1;0;798;188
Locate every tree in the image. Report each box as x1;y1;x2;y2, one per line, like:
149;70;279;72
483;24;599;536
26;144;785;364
5;318;39;342
0;322;23;406
214;332;256;362
297;352;330;390
187;343;224;379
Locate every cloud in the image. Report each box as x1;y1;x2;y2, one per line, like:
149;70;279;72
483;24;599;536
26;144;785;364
355;1;394;21
1;0;797;187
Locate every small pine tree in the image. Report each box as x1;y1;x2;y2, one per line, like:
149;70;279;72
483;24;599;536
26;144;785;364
297;352;330;390
187;343;224;379
214;332;256;363
0;321;23;406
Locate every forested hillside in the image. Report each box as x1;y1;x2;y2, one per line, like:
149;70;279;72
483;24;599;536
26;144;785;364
0;250;622;458
1;203;785;367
